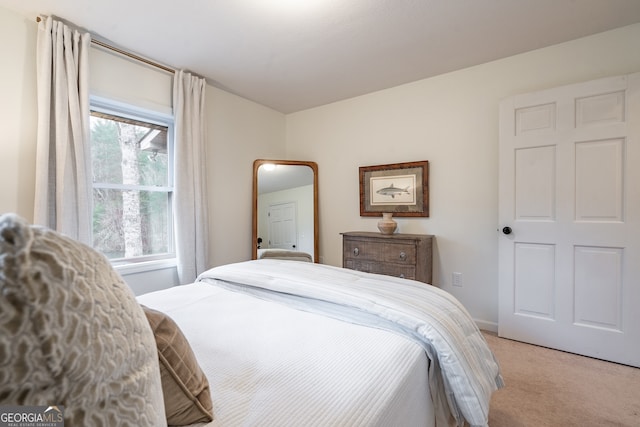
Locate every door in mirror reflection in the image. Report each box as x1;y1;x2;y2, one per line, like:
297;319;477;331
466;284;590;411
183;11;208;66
267;201;297;250
253;160;318;262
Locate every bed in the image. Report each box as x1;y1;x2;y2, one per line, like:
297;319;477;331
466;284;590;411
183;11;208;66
0;213;502;427
138;259;504;427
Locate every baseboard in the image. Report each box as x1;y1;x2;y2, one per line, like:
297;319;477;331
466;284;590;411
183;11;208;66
475;318;498;333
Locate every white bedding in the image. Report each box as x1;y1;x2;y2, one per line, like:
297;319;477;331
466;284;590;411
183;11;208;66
138;278;434;427
196;260;503;427
139;259;502;427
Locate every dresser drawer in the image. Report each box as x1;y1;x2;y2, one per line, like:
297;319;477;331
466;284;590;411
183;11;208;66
343;239;379;260
343;240;416;263
381;243;416;264
345;259;416;280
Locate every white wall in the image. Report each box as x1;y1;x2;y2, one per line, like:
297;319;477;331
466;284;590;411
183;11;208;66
206;86;286;267
0;8;37;220
286;24;640;329
90;46;173;116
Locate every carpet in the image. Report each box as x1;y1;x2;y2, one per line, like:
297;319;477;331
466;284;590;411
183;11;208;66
483;331;640;426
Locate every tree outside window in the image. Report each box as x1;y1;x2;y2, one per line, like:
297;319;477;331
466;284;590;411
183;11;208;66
90;109;174;262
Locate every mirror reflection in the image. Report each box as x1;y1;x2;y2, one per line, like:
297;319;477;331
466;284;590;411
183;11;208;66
253;159;318;262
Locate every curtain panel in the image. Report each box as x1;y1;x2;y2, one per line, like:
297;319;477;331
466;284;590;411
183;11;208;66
34;16;92;244
173;71;210;283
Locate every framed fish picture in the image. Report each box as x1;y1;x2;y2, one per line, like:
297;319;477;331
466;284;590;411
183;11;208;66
359;161;429;217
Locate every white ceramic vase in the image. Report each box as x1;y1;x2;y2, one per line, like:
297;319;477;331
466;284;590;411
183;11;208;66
377;212;397;235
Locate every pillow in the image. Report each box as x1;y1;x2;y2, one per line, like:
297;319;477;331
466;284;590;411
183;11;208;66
142;306;214;425
0;214;166;426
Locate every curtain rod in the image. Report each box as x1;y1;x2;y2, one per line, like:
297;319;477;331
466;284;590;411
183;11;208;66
36;16;176;75
90;39;175;74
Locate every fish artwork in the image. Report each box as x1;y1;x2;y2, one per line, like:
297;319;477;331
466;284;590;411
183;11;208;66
376;183;410;198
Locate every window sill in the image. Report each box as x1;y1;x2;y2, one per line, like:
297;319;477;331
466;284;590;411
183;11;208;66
114;258;177;276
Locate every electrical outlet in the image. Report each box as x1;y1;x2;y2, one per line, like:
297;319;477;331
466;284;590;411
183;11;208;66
452;272;463;287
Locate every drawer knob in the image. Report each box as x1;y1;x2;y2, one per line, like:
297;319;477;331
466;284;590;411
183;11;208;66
353;247;359;256
399;251;407;261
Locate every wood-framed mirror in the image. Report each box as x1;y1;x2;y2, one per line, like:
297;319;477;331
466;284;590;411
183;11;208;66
252;159;319;262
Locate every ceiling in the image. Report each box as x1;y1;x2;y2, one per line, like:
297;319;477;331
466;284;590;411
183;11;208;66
3;0;640;113
257;164;314;194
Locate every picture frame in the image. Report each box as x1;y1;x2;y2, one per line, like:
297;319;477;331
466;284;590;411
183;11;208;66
359;161;429;217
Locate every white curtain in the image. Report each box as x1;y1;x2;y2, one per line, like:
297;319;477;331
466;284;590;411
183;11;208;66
173;70;210;283
34;16;92;244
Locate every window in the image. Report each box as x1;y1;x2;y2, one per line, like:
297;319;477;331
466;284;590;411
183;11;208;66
90;100;174;264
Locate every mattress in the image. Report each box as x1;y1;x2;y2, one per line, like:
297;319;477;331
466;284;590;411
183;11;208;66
138;280;435;427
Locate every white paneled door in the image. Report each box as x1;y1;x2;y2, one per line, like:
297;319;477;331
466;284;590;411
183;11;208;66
268;201;298;250
498;73;640;367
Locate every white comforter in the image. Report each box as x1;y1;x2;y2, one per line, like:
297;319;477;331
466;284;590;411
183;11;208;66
196;260;503;427
139;270;433;427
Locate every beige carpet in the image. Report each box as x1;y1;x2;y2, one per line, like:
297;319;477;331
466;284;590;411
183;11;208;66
483;331;640;426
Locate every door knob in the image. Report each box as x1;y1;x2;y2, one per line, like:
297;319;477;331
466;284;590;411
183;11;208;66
502;226;512;235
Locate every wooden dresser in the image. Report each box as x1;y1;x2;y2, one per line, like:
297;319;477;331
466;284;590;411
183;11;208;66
341;232;433;284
